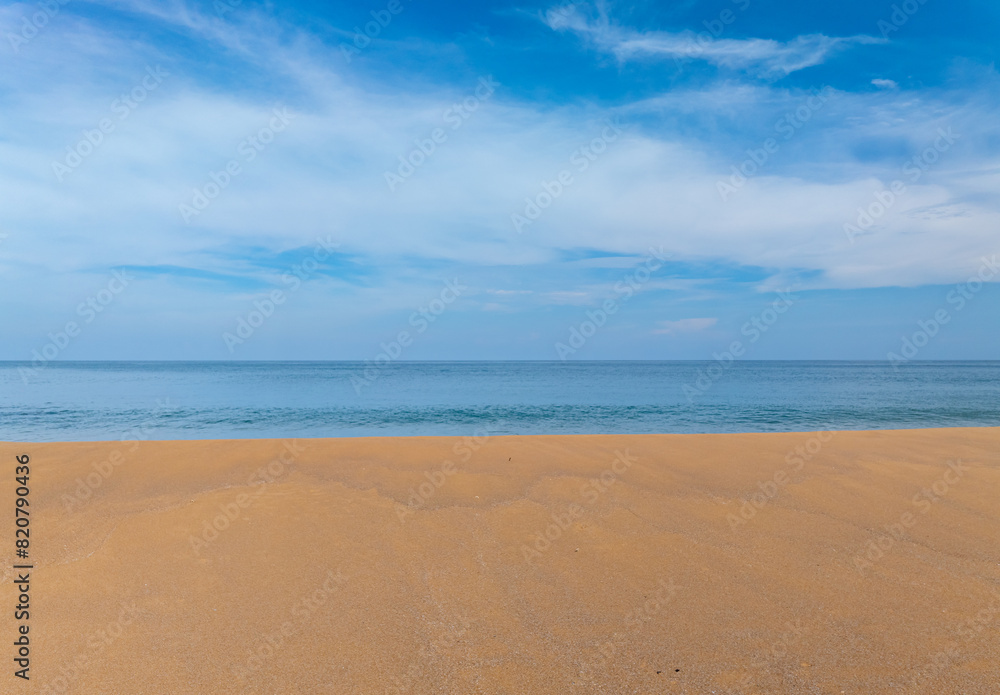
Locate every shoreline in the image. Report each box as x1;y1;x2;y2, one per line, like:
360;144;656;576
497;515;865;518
6;422;1000;445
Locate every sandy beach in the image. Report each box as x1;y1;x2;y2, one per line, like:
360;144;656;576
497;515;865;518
2;427;999;693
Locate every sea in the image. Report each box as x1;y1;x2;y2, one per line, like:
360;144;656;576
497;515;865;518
1;361;998;442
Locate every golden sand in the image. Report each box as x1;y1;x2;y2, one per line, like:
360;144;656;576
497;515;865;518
2;428;999;693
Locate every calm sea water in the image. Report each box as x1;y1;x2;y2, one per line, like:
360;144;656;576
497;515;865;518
1;361;998;442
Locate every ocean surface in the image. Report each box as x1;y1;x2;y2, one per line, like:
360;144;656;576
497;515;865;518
1;361;998;442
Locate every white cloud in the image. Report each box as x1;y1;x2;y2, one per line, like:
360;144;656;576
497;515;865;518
543;4;883;77
0;0;998;312
653;318;718;335
871;78;898;89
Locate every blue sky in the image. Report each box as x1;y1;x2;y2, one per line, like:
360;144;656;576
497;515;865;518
0;0;998;361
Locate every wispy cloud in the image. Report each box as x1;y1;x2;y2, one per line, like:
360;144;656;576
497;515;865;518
653;318;718;335
544;4;883;77
871;78;898;89
1;3;997;295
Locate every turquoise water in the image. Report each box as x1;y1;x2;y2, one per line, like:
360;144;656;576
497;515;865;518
1;361;998;442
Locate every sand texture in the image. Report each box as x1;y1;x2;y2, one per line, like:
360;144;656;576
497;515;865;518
1;428;999;693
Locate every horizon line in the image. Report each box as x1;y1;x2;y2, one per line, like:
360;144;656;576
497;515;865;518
2;359;999;364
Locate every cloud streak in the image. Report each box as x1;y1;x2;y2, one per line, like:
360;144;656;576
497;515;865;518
653;318;718;335
544;4;883;77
